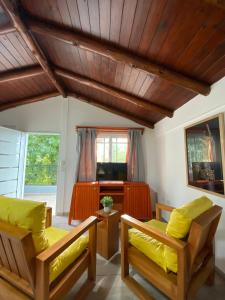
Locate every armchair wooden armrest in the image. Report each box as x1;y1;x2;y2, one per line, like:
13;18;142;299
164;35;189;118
156;203;175;221
37;216;97;263
121;214;185;251
36;216;97;300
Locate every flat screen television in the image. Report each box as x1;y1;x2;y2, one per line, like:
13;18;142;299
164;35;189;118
96;162;127;181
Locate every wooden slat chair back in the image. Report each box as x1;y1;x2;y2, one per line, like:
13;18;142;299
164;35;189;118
0;213;97;300
0;220;35;297
187;205;221;276
121;204;223;300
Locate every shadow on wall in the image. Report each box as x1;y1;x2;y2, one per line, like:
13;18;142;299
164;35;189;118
150;188;158;212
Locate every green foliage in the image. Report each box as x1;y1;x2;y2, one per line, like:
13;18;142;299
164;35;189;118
25;135;60;185
100;196;113;207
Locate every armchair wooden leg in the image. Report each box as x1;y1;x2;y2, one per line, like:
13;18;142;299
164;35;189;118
35;261;49;300
88;223;97;282
121;221;129;279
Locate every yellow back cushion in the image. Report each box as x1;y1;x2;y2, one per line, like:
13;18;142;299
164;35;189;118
166;196;213;239
0;196;49;253
165;196;213;273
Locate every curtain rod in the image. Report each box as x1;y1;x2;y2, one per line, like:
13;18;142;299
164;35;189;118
75;126;144;134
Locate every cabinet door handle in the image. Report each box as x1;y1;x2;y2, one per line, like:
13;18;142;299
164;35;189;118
127;187;130;191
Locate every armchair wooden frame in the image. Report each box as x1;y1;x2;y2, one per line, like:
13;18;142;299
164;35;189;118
0;212;97;300
121;203;222;300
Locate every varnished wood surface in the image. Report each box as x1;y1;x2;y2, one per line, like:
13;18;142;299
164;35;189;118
28;17;211;96
96;209;120;259
0;1;225;125
55;66;173;117
76;126;144;134
0;92;59;111
69;181;152;223
1;0;66;97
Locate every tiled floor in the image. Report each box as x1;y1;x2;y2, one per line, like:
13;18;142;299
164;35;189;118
53;216;225;300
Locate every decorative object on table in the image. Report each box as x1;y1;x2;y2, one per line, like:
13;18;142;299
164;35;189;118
101;196;113;213
185;113;225;196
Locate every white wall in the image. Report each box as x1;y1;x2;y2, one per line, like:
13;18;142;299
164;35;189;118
0;96;154;213
153;77;225;274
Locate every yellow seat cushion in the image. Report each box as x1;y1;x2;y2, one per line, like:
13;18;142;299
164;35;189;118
129;196;213;274
0;196;48;253
45;227;88;283
129;219;168;272
166;196;213;239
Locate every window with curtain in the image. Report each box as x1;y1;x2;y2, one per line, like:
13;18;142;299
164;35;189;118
96;134;128;163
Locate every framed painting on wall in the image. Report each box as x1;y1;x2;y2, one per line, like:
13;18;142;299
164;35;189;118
185;113;225;196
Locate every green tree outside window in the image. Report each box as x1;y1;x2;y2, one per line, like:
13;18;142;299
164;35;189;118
25;135;60;185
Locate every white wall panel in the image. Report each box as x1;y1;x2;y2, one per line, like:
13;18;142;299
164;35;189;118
0;168;18;181
0;155;19;168
0;126;25;197
0;180;17;195
0;140;20;155
0;127;20;143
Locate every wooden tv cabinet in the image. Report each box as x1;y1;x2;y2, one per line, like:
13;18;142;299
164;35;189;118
68;181;152;224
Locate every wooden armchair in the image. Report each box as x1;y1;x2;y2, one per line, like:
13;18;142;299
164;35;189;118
121;202;222;300
0;209;97;300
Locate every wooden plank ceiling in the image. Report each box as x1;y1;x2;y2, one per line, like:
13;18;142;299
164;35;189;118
0;0;225;128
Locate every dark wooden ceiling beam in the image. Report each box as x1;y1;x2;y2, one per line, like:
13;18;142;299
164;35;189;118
55;66;173;118
0;91;60;111
68;92;154;129
0;23;16;35
0;0;66;97
27;18;211;96
0;65;44;82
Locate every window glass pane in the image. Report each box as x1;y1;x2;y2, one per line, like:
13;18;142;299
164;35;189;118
97;143;105;162
112;143;117;162
97;135;128;163
117;138;127;143
116;143;127;162
104;142;110;162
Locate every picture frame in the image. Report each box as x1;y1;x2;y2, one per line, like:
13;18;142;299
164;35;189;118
185;113;225;197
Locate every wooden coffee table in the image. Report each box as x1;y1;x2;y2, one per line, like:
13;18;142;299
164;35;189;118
96;209;120;259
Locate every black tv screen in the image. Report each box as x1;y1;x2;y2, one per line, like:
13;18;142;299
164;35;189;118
96;162;127;181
